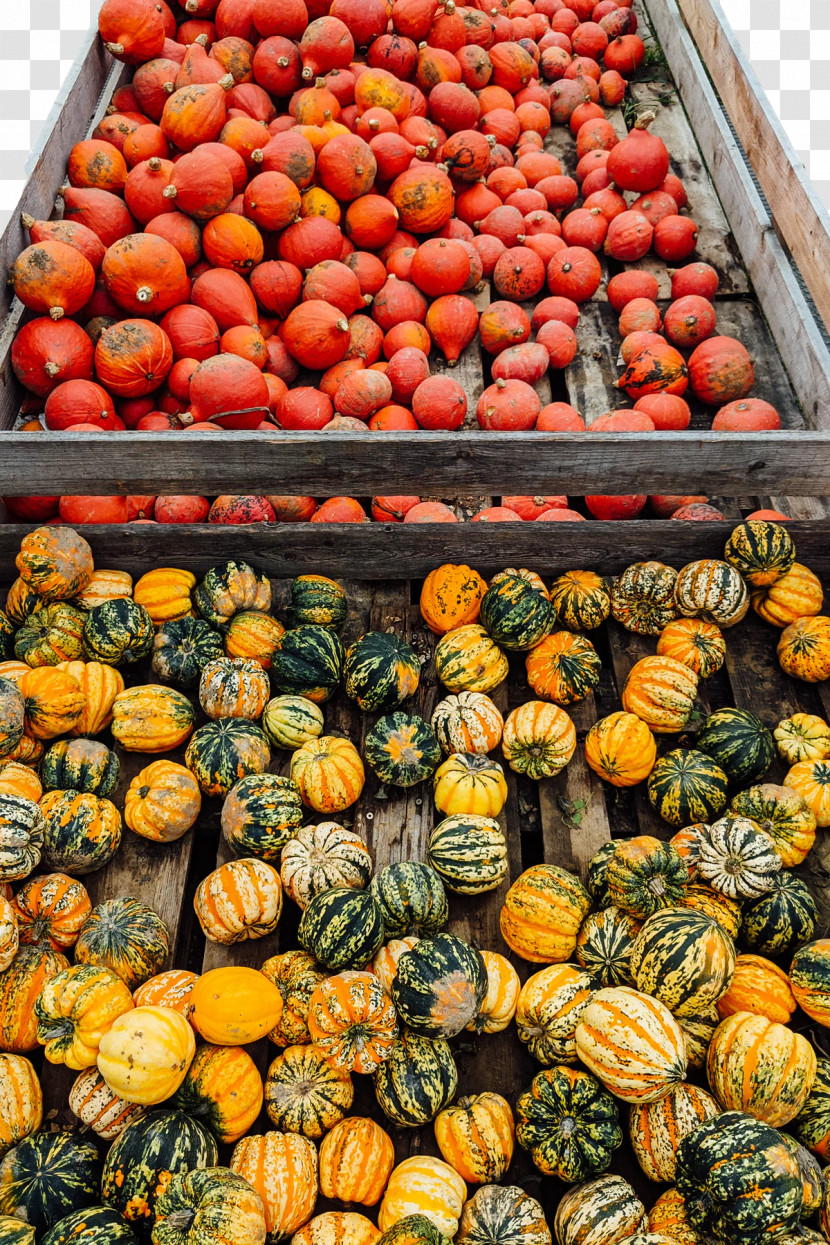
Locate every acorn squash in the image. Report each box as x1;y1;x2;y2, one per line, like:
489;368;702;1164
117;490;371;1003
369;862;447;938
185;719;271;799
630;907;735;1017
373;1028;457;1127
42;739;119;798
264;1042;353;1138
391;933;486;1038
39;789;121;875
365;714;441;787
82;599;154;666
289;574;347;630
646;748;729;827
696;708;775;787
74;897;169;988
426;815;508;894
262;695;325;750
575;907;640;988
280;823;373;910
611;562;678;636
0;1132;101;1233
629;1083;719;1182
515;1066;621;1182
420;565;486;635
193;561;271;630
110;685;195;753
480;569;553;652
345;632;420;712
151;617;224;687
724;519;795;587
549;570;610;632
298;887;385;971
742;871;817;956
525;633;601;706
434;625;508;695
221;773;304;861
607;837;690;919
14;603;85;667
674;559;749;628
271;625;345;703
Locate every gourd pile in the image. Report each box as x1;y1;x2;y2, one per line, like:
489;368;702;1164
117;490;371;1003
4;0;783;527
0;517;829;1244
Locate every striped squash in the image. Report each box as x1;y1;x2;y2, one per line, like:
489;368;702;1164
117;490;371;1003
434;625;508;695
554;1176;646;1245
0;945;70;1052
621;656;698;734
68;1067;146;1140
100;1110;211;1235
549;570;610;631
574;986;688;1103
194;857;282;945
682;881;742;941
433;753;507;818
656;617;726;679
717;954;796;1024
42;738;119;798
500;865;590;964
293;1214;379;1245
576;908;640;988
344;632;420;712
124;761;201;844
370;938;419;994
677;1008;718;1071
790;940;830;1028
775;713;830;764
794;1056;830;1160
501;702;576;780
607;837;689;920
479;569;553;652
40;790;122;877
185;719;271;799
0;1132;101;1233
584;712;656;787
378;1217;449;1245
706;1011;816;1126
220;773;304;861
378;1156;466;1239
391;934;486;1039
291;736;365;813
0;1054;42;1157
434;1092;514;1184
271;625;345;703
630;907;735;1018
742;872;817;957
14;603;86;668
134;970;198;1027
152;1168;266;1245
696;816;781;899
647;749;729;827
373;1029;457;1128
110;685;196;753
308;971;398;1075
515;964;596;1065
611;562;679;636
784;758;830;826
74;897;169;988
224;610;285;668
281;824;373;910
151;618;224;687
369;863;447;939
171;1043;263;1144
261;951;325;1048
457;1185;550;1245
647;1189;699;1245
629;1083;719;1182
82;599;154;666
133;567;195;624
193;561;272;630
586;841;616;907
724;519;795;586
16;527;93;602
515;1066;621;1183
299;887;385;971
364;714;441;788
752;562;823;627
674;559;749;627
524;633;601;706
264;1043;353;1138
230;1131;318;1242
319;1116;394;1207
468;952;520;1034
289;574;347;630
40;1206;138;1245
730;783;815;867
426;815;508;895
696;708;775;787
262;695;325;750
431;693;503;756
198;657;269;721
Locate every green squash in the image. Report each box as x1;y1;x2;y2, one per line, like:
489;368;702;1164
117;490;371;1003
40;789;121;875
456;1186;550;1245
364;712;441;787
185;719;271;799
14;603;86;667
575;907;640;987
264;1043;353;1137
151;617;224;687
42;738;120;798
647;748;729;827
373;1027;457;1127
781;1134;823;1217
426;814;509;894
607;837;690;919
152;1167;264;1245
794;1056;830;1161
678;1007;720;1071
0;1219;34;1245
344;631;421;712
288;574;347;630
74;897;169;989
730;783;816;868
585;841;617;907
555;1176;646;1245
390;932;487;1038
102;1110;218;1239
0;679;25;761
479;569;553;652
298;886;385;970
270;625;344;703
742;872;818;957
676;1111;803;1245
369;862;448;938
378;1215;451;1245
629;907;735;1018
83;599;154;667
5;581;44;628
549;570;611;632
262;695;324;750
724;520;795;587
220;772;304;861
192;561;271;630
515;1065;622;1181
0;1133;102;1233
41;1206;139;1245
611;561;679;635
696;708;775;787
0;613;14;662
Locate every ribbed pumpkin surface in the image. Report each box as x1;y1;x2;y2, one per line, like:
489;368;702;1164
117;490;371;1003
629;1082;719;1181
742;872;818;956
515;1066;621;1182
575;986;688;1103
706;1011;816;1127
630;907;735;1018
516;963;596;1065
373;1028;457;1127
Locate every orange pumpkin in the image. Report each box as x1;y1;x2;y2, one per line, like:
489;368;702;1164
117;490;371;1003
94;318;174;397
308;971;398;1075
101;235;190;316
388;166;455;234
11;242;95;321
57;661;125;737
12;873;91;951
0;944;70;1052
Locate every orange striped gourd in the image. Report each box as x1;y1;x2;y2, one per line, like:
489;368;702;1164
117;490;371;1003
706;1010;816;1127
575;986;687;1103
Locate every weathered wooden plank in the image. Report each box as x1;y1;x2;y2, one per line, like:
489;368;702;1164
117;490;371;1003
564;302;625;424
538;694;613;880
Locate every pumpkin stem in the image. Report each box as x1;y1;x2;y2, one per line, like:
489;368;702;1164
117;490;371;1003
20;213;35;229
105;41;125;54
162;185;178;198
251;148;264;163
218;74;234;91
48;306;65;321
136;287;154;303
165;1211;196;1231
302;66;314;79
194;31;208;43
633;108;658;130
44;362;60;376
149;158;164;172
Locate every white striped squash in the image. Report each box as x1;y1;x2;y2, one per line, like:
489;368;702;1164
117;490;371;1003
575;986;687;1103
628;1082;719;1181
554;1174;647;1245
378;1156;467;1238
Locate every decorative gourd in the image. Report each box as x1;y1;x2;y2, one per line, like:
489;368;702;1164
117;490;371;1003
82;599;154;667
674;560;749;627
34;962;134;1069
0;1055;42;1157
724;519;795;587
261;952;325;1049
101;1109;218;1232
677;1008;719;1071
716;954;796;1024
646;749;729;827
0;794;44;882
794;1057;830;1159
515;1066;621;1183
433;753;507;818
344;633;420;712
221;773;303;861
706;1011;816;1126
42;738;119;799
124;761;201;843
391;934;486;1039
20;667;85;740
59;660;124;737
190;966;283;1046
263;695;325;751
730;784;814;869
622;656;698;733
0;681;24;761
743;871;818;956
365;714;441;787
291;736;365;812
308;970;398;1075
431;693;502;757
524;633;602;707
426;815;508;895
778;614;830;682
646;1188;700;1245
299;887;385;971
479;570;553;652
420;565;487;635
611;562;678;635
584;712;656;787
370;938;419;996
502;701;577;781
110;685;195;752
378;1157;466;1239
224;611;286;672
265;1043;353;1137
171;1044;263;1145
630;907;734;1017
0;944;70;1052
629;1083;719;1182
576;908;640;988
456;1186;550;1245
434;626;508;695
549;570;610;632
369;863;447;940
554;1176;646;1245
293;1212;379;1245
194;857;283;945
97;1005;196;1105
753;562;825;630
790;940;830;1028
152;617;224;687
575;986;688;1103
500;865;591;963
14;603;86;668
656;618;726;679
607;837;689;919
68;1066;147;1140
74;569;132;613
75;897;168;988
16;527;93;602
434;1093;514;1186
695;816;781;898
289;575;347;630
151;1167;266;1245
134;970;198;1028
280;823;372;910
516;964;597;1066
373;1028;458;1128
0;762;40;804
39;788;121;875
193;561;272;630
199;657;270;721
271;626;345;703
185;719;271;799
132;568;195;626
468;952;520;1035
229;1131;317;1243
319;1116;394;1208
0;1132;101;1233
696;708;775;787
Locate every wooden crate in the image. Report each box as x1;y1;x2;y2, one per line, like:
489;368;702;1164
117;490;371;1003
1;0;829;575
